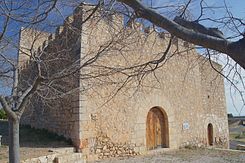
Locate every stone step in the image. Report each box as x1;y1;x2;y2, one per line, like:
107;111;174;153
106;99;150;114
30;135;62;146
49;147;75;154
21;152;84;163
237;144;245;150
54;153;84;163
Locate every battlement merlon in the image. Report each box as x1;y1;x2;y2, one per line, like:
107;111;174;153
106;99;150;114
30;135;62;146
18;27;50;68
18;3;124;66
77;2;124;30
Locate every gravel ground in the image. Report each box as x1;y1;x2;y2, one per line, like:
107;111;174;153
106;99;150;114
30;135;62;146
93;148;245;163
1;144;245;163
1;119;245;163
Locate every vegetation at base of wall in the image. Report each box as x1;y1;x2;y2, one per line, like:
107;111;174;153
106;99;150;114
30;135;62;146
0;120;73;147
183;145;198;150
0;109;7;120
230;132;245;143
235;132;245;138
20;125;73;146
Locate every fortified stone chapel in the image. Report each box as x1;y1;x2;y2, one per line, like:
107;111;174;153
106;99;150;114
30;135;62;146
19;3;229;159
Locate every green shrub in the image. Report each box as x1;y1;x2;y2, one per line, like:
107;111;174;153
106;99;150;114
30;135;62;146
0;109;7;119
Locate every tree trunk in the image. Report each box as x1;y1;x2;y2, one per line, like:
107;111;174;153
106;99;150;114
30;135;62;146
9;118;20;163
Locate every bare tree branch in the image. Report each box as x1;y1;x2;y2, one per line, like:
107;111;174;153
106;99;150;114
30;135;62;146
117;0;245;69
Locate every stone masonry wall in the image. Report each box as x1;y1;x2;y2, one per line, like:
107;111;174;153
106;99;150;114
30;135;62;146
77;8;229;159
19;4;86;146
19;3;229;160
199;59;229;148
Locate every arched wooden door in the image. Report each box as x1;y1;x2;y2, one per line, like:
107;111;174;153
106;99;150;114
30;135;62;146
207;123;213;146
146;107;169;150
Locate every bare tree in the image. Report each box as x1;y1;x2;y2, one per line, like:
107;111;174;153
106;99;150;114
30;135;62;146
1;0;244;162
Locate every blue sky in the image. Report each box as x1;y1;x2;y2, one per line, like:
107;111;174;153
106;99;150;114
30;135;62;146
194;0;245;116
0;0;245;115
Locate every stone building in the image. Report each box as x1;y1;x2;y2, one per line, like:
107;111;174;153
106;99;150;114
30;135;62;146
19;3;229;160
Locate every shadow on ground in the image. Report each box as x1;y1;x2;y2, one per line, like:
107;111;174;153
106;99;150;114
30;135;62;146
0;120;72;148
